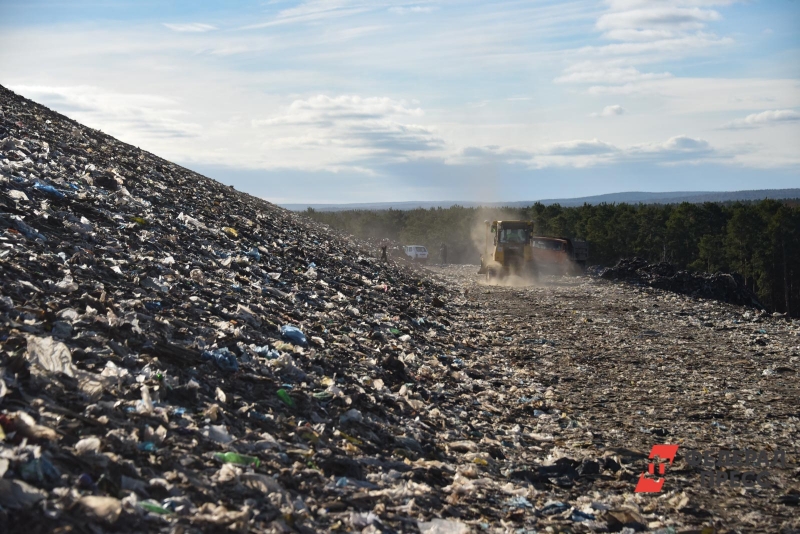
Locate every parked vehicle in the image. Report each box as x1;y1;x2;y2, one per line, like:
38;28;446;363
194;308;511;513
403;245;428;262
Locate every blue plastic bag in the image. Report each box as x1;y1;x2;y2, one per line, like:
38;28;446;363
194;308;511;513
34;182;66;199
201;347;239;372
280;324;308;347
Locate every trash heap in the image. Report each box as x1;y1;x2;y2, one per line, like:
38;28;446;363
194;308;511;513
2;85;799;534
597;258;763;309
0;84;479;532
432;265;799;533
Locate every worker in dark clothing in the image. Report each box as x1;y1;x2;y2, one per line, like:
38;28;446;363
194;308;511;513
440;242;448;265
380;243;388;262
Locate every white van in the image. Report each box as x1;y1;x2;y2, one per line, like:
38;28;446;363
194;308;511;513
403;245;428;262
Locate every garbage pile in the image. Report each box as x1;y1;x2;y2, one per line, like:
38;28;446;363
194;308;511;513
2;84;798;534
0;84;477;532
431;265;799;533
597;257;763;309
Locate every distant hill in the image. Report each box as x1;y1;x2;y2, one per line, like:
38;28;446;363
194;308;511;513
282;189;800;211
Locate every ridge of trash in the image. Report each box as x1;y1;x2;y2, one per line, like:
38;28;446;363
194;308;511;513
1;84;799;533
594;258;764;310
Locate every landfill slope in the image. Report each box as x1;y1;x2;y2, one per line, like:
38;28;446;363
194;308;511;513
0;84;798;534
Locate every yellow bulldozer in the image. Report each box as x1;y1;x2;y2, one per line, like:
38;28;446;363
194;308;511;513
478;220;588;280
478;220;535;279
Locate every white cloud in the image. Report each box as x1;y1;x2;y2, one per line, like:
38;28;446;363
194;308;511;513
448;145;534;165
241;1;373;30
254;95;424;126
591;104;626;117
163;23;217;33
253;94;444;168
583;77;800;114
577;33;732;58
531;135;722;168
556;62;671;84
626;134;714;159
8;85;202;139
452;134;724;169
389;6;435;15
543;138;618;156
597;7;721;35
554;134;720;164
556;0;735;95
722;109;800;130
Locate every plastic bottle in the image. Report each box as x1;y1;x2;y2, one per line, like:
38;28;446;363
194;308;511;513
213;452;261;468
276;388;295;407
139;501;172;515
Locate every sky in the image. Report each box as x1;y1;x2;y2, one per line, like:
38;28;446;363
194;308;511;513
1;0;798;204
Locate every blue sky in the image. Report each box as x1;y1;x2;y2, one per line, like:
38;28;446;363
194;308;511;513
1;0;798;203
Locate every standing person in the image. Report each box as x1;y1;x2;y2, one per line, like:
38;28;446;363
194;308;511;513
440;242;448;265
380;240;388;263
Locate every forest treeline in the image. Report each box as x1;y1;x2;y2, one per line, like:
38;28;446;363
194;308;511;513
306;199;800;316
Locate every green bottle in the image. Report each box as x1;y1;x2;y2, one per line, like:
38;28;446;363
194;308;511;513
213;452;261;468
140;501;172;515
277;389;295;407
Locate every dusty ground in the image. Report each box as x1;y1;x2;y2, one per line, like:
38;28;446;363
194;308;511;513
423;265;799;533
